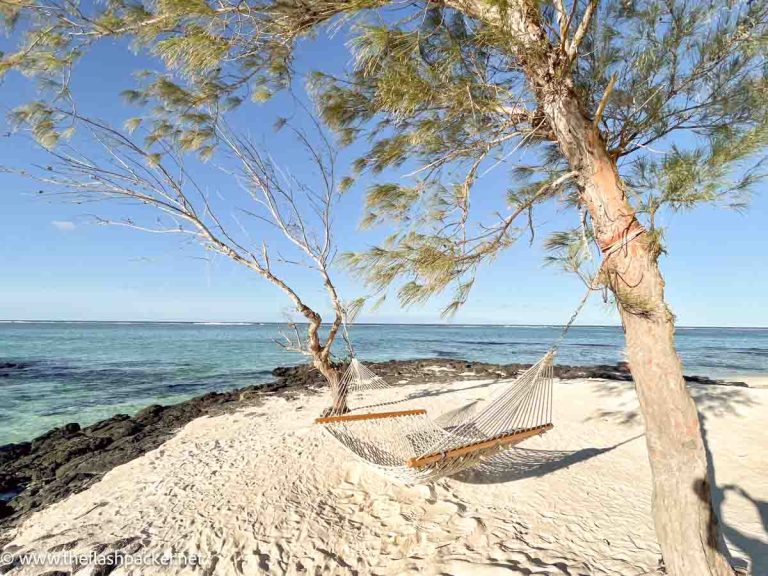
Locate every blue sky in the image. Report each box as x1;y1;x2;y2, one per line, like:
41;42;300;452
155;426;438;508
0;33;766;327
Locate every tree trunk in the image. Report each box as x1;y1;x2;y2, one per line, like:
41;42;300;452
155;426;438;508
313;357;347;414
432;2;734;569
542;89;734;576
302;308;348;414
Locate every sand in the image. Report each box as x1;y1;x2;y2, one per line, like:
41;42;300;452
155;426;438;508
1;376;765;575
737;375;768;389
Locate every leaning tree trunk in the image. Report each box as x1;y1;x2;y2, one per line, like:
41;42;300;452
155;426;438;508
541;89;734;575
304;311;348;414
313;356;347;414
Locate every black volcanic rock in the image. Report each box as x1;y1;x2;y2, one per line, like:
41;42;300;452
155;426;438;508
0;444;31;468
0;499;14;520
0;362;32;378
271;358;747;388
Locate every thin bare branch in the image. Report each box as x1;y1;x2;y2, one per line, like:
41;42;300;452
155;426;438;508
567;0;597;61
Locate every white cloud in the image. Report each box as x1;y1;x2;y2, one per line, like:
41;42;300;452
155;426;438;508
51;220;76;232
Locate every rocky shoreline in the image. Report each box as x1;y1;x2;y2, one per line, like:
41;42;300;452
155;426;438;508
0;358;747;538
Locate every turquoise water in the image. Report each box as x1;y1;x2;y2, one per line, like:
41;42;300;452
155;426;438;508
1;322;767;445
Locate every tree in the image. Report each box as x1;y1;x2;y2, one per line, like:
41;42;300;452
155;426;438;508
2;1;767;574
11;107;354;413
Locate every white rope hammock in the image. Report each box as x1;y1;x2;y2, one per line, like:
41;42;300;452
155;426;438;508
315;353;555;484
313;225;645;484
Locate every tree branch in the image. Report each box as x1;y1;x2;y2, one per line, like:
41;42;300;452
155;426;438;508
567;0;597;62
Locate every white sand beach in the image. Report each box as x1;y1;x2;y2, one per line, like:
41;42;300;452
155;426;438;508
738;375;768;390
2;375;766;575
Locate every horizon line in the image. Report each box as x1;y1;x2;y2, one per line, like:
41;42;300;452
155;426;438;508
1;319;767;330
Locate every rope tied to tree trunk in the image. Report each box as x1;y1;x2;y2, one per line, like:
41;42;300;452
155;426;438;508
340;307;355;359
552;221;646;352
598;221;646;257
551;289;592;353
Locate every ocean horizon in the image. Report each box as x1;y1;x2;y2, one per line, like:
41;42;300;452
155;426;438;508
2;321;767;445
4;319;768;329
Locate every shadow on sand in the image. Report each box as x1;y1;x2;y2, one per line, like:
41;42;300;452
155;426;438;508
700;415;767;575
451;434;644;485
718;484;768;575
587;380;763;573
584;379;758;427
354;378;501;413
405;378;502;401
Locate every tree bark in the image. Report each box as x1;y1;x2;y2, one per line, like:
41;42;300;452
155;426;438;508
303;308;347;413
313;356;347;414
538;83;734;576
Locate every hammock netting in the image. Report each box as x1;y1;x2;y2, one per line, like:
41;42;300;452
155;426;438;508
315;353;555;484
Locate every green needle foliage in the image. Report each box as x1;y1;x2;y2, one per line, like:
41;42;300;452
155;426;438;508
2;1;767;315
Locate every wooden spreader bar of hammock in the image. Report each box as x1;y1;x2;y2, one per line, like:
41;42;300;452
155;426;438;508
315;408;427;425
407;423;554;469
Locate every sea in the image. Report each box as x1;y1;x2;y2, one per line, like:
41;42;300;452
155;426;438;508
1;321;767;445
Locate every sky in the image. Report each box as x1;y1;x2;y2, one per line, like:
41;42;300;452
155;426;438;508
0;31;767;327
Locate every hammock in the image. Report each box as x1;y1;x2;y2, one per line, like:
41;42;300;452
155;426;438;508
315;352;555;484
313;228;641;483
